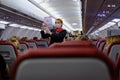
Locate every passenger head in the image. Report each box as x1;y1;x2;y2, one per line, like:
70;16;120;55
105;35;120;46
104;35;120;52
75;35;89;41
9;36;20;49
21;37;28;40
55;18;63;28
33;37;38;41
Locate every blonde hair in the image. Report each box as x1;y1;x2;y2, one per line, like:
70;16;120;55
56;18;63;24
9;36;20;49
105;35;120;45
75;35;89;41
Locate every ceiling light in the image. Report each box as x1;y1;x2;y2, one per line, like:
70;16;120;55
107;4;116;8
107;22;116;25
20;25;41;31
112;5;116;7
34;28;41;31
107;4;111;7
9;23;41;31
112;18;120;22
73;0;78;2
0;20;10;24
92;21;116;34
72;23;78;26
20;26;29;29
34;0;49;3
9;24;21;27
97;22;116;31
97;13;106;17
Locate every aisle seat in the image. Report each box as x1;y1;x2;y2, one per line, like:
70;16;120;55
11;47;115;80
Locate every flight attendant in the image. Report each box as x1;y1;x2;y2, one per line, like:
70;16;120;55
41;18;67;45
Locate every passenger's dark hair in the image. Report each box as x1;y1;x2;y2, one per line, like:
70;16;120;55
80;31;83;35
0;54;8;80
81;35;89;40
33;37;38;40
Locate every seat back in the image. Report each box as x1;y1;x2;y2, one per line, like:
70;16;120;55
98;40;106;51
107;41;120;62
91;39;98;45
63;40;91;44
19;41;29;52
36;40;48;48
0;41;18;73
25;40;38;48
50;40;94;48
115;52;120;80
96;40;101;47
11;47;115;80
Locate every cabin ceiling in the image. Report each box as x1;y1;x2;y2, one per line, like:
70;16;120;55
82;0;120;34
1;0;120;33
0;0;82;32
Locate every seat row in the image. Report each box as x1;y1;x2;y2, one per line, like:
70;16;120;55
94;39;120;63
1;40;120;80
0;40;49;75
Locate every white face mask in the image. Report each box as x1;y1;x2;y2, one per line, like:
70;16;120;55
55;23;61;28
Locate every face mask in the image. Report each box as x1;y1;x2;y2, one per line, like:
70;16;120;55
55;23;61;28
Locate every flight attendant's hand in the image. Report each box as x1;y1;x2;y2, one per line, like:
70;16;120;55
42;23;52;35
45;27;52;35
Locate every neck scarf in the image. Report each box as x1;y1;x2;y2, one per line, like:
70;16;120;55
56;27;62;33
